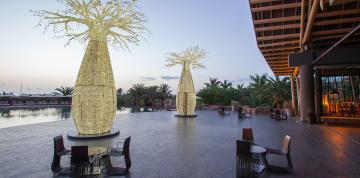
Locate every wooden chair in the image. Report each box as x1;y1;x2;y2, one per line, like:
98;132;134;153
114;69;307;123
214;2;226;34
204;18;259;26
236;140;255;178
242;128;254;143
71;146;95;176
264;135;293;174
104;136;132;175
51;135;71;176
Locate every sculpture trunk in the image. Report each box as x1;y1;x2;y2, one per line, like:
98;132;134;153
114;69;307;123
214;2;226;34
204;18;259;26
71;40;117;134
176;62;196;116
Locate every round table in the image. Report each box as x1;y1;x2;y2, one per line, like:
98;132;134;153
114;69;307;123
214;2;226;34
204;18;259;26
88;147;108;156
251;145;267;173
251;145;266;154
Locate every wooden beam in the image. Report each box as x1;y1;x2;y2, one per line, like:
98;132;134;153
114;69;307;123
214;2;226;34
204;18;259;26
260;46;300;52
254;16;301;25
313;33;360;41
302;0;320;44
268;60;288;63
299;0;306;49
249;0;274;4
272;67;294;70
257;33;299;41
270;64;290;67
251;2;302;12
317;9;360;18
259;40;299;48
314;17;360;26
312;28;354;36
263;53;288;57
312;24;360;65
263;51;295;55
255;23;299;32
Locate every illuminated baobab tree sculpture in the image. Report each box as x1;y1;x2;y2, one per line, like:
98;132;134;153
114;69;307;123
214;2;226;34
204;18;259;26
33;0;146;134
165;46;206;117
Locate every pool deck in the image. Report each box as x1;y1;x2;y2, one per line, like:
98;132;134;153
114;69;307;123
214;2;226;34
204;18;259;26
0;111;359;178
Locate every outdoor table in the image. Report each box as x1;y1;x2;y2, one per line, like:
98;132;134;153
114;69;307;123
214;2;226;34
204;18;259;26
85;147;108;175
88;147;108;156
251;145;267;173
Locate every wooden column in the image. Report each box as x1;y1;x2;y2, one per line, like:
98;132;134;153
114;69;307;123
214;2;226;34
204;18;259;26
299;65;315;122
296;76;300;117
290;76;297;116
314;69;322;123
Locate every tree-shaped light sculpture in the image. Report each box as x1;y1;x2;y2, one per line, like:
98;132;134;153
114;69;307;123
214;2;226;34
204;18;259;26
33;0;146;134
165;46;206;117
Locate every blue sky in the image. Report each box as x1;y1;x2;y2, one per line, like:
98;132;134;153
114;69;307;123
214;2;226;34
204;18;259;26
0;0;271;95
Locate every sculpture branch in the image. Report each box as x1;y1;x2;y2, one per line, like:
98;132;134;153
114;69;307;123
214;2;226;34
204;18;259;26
165;46;207;69
33;0;147;48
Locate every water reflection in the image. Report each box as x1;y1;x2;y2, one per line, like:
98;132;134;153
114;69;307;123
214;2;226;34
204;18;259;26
0;107;72;129
0;106;155;129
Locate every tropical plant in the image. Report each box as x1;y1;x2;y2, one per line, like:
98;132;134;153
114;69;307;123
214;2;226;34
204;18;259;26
116;88;123;96
33;0;148;134
128;83;146;106
165;46;207;116
266;76;291;109
248;73;270;106
220;80;233;89
204;77;221;88
54;86;74;96
144;86;158;109
158;84;172;107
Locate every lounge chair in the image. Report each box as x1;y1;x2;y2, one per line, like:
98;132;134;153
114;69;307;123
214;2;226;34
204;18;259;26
104;136;132;175
51;135;71;176
264;135;293;173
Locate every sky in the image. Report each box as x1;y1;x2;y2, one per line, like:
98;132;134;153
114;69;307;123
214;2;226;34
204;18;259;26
0;0;272;95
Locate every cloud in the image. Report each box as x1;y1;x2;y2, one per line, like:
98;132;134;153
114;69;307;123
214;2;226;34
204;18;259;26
160;76;179;80
139;76;156;81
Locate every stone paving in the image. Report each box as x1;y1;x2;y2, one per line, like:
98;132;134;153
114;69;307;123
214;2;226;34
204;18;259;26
0;111;359;178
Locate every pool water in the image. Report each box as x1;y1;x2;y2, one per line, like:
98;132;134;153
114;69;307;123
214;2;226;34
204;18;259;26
0;107;137;129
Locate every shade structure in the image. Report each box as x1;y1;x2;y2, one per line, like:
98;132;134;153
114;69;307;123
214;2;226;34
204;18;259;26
71;40;116;135
176;61;196;116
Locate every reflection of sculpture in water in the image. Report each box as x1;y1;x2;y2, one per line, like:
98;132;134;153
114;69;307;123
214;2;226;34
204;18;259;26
59;107;71;120
0;108;10;118
33;0;147;134
165;46;207;116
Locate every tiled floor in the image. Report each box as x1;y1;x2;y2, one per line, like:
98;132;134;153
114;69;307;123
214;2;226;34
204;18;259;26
0;111;359;178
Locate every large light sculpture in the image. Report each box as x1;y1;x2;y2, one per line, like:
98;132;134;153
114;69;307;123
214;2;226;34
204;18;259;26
165;46;206;117
33;0;146;134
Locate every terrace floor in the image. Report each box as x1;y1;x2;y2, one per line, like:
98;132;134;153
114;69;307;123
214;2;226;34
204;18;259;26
0;111;359;178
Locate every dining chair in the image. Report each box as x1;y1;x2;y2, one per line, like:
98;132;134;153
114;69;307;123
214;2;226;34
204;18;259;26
236;140;255;178
242;128;254;143
51;135;70;176
104;136;132;175
264;135;293;173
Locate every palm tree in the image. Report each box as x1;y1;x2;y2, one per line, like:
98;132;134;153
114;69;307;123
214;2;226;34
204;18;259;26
220;80;232;89
33;0;147;134
116;88;123;96
248;73;269;106
204;77;220;88
144;86;159;109
54;87;74;96
236;83;245;90
128;83;146;106
158;84;172;107
267;76;291;109
165;46;207;116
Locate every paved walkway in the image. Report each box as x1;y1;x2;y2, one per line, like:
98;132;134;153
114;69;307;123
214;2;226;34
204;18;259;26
0;111;359;178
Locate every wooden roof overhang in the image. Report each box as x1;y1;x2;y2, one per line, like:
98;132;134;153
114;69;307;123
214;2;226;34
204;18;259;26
249;0;360;76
